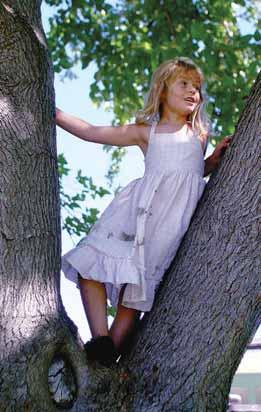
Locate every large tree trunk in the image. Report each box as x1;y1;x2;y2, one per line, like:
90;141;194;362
0;2;260;411
0;2;86;411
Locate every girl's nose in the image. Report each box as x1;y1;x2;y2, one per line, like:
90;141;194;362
188;84;197;93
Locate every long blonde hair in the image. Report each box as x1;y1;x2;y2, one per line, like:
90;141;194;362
136;57;211;152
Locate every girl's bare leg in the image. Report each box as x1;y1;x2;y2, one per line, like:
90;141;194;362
109;284;140;353
78;275;108;338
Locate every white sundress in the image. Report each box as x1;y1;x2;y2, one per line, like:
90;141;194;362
61;120;207;312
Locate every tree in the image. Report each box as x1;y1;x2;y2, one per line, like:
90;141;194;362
0;1;260;411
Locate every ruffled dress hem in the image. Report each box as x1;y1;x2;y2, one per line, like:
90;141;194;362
61;242;156;311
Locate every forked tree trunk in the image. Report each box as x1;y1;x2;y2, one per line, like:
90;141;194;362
0;2;260;412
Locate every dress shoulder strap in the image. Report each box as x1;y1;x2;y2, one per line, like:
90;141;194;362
149;120;157;141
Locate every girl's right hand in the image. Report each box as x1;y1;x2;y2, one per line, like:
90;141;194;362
211;135;233;166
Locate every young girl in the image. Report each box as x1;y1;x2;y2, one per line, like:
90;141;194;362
57;57;232;366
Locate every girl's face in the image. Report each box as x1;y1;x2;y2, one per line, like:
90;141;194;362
161;71;201;118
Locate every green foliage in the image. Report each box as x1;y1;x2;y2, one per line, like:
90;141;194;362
107;305;117;318
58;154;111;239
103;145;127;191
45;0;260;141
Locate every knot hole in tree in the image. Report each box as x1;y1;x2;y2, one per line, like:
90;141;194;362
48;353;77;409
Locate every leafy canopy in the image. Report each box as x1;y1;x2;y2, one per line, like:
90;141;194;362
46;0;260;138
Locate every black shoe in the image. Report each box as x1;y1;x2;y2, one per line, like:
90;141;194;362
84;335;119;367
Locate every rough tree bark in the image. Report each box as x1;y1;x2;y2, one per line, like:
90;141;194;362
0;1;260;412
0;2;87;411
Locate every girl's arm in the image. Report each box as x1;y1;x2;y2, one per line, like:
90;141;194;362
56;108;145;147
203;135;232;177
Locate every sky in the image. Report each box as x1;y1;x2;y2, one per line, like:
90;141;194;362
40;1;260;371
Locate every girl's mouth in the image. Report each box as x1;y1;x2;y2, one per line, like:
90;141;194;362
185;97;196;103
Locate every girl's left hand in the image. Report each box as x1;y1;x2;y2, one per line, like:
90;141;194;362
211;135;233;166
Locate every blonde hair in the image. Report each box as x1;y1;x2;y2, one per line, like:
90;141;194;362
136;57;211;151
